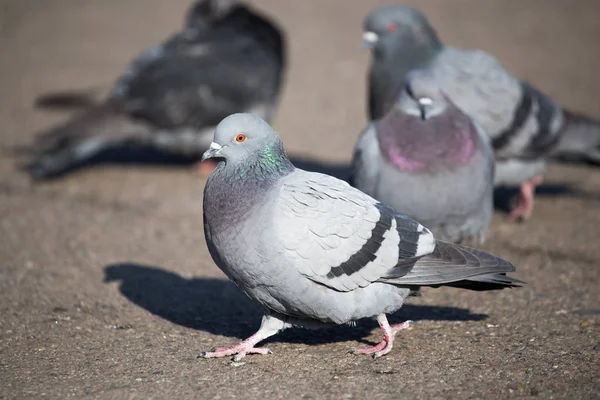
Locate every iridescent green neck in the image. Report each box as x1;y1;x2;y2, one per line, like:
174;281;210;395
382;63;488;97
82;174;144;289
234;142;295;181
204;141;294;235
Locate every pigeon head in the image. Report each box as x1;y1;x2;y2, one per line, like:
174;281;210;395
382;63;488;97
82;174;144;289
362;5;442;54
185;0;238;29
202;113;294;177
395;69;447;120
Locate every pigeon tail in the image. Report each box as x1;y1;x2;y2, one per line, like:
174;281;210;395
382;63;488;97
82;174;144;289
381;241;522;291
34;86;106;111
436;272;523;291
20;104;150;180
551;110;600;165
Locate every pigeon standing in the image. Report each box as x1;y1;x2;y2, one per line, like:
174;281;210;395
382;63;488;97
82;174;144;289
199;113;520;360
351;70;494;244
23;0;286;179
362;5;600;220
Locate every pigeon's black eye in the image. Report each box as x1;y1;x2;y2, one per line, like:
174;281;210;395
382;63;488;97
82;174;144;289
235;133;247;143
404;83;414;98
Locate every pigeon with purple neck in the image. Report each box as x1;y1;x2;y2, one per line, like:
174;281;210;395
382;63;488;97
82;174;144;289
362;5;600;221
351;70;494;244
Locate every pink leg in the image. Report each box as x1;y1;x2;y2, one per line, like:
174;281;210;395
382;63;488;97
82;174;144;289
351;315;412;358
509;175;543;221
199;315;285;361
196;159;218;178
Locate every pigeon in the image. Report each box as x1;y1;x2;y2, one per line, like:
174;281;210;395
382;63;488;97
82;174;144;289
22;0;286;179
199;113;520;360
362;5;600;220
350;69;494;244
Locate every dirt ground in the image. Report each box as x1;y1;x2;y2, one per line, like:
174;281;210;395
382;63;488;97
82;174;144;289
1;0;599;399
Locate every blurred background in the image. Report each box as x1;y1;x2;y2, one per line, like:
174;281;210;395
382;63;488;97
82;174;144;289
1;1;599;398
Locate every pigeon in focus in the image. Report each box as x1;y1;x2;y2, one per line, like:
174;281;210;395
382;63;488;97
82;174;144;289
362;5;600;220
199;113;520;360
350;69;494;244
22;0;286;179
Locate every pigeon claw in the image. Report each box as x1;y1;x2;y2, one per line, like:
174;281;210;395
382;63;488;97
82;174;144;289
350;318;412;359
508;175;543;222
198;344;273;361
351;340;388;355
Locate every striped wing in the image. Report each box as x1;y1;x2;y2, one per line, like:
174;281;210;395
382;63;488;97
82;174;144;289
433;48;563;158
275;171;436;292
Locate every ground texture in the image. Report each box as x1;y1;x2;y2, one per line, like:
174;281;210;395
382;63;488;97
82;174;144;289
1;1;599;399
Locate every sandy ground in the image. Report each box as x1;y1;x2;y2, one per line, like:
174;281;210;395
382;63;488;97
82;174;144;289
1;0;600;399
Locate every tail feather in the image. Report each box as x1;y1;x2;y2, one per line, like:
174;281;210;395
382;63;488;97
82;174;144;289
34;86;107;111
440;273;524;291
381;241;521;290
551;110;600;164
20;103;150;179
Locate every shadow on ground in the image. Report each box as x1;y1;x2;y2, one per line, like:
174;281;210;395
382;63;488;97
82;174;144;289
104;263;488;346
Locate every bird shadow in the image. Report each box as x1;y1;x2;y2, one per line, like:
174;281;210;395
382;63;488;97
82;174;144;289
104;262;488;346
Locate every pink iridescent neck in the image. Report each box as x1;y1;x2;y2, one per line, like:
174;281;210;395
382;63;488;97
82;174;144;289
387;148;427;172
456;135;474;164
378;111;477;173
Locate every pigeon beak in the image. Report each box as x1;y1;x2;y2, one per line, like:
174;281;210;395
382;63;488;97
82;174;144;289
201;142;222;162
417;97;433;120
361;31;379;49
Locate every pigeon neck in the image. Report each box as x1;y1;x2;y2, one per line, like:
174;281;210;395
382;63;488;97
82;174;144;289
377;108;476;173
370;34;441;118
203;143;294;234
386;37;440;70
237;142;295;181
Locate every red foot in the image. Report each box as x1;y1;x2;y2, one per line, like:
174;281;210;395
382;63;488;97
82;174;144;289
196;159;218;178
509;175;543;222
351;318;412;358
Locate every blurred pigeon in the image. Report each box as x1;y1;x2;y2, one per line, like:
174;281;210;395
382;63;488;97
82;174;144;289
362;5;600;220
22;0;286;179
350;70;494;244
199;113;520;360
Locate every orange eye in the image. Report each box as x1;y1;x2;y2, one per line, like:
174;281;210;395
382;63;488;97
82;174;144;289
235;133;246;143
387;23;398;32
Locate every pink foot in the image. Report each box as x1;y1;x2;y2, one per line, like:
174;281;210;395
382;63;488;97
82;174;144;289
509;175;543;222
199;343;272;362
351;339;388;355
196;159;218;178
198;315;285;361
351;318;412;359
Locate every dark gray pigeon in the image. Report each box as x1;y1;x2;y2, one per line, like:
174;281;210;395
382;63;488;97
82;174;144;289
351;70;494;244
23;0;286;179
363;5;600;221
199;113;520;360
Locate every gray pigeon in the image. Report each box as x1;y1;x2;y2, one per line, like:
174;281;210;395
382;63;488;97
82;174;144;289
200;113;520;360
362;5;600;221
350;69;494;244
23;0;286;179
